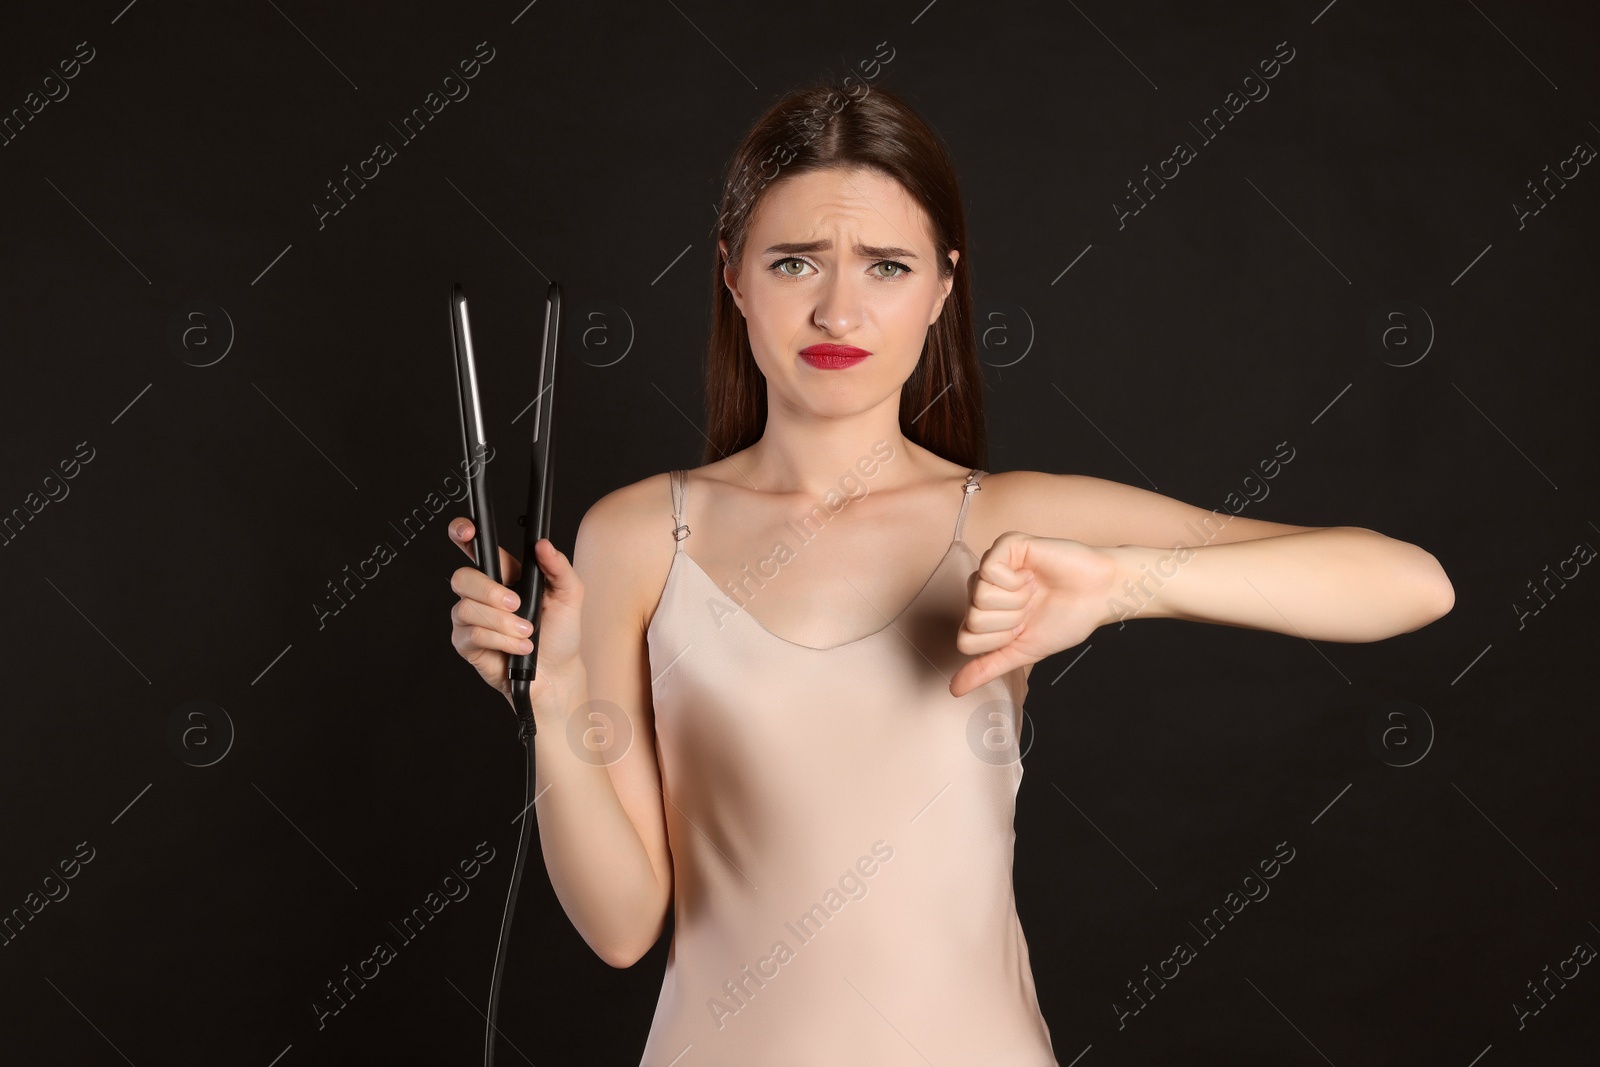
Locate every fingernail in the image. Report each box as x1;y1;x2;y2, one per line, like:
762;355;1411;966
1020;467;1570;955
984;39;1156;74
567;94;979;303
503;592;518;609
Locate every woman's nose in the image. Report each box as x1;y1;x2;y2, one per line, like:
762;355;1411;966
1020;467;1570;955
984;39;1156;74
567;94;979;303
812;272;860;334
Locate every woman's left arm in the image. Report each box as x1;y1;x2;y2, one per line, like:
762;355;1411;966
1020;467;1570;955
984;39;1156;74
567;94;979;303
950;471;1455;696
1101;526;1455;640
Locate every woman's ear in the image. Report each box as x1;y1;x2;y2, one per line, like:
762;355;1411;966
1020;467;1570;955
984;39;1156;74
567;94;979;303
929;249;959;324
719;238;745;315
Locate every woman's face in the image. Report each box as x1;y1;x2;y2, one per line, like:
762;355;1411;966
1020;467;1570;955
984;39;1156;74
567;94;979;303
720;166;958;413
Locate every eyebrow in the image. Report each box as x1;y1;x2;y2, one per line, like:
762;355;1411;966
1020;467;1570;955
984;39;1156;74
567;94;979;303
760;239;920;260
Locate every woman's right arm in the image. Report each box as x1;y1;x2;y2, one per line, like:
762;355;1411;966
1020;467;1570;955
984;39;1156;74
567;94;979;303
447;479;673;968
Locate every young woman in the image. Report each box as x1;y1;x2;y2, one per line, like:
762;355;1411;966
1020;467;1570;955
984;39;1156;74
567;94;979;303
446;83;1453;1066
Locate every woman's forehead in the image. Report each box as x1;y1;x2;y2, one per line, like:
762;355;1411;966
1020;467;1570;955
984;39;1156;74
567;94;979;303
749;168;933;250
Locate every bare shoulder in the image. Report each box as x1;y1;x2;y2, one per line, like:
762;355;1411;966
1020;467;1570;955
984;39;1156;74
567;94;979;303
961;469;1061;552
572;470;679;634
975;469;1108;527
972;468;1322;551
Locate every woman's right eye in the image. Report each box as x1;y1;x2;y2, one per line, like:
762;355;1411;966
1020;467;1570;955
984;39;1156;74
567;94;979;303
770;257;812;278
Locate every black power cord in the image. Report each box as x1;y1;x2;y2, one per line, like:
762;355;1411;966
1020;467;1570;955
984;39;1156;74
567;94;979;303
483;682;538;1066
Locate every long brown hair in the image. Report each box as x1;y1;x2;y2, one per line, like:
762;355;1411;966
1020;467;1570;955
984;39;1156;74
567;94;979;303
702;83;987;470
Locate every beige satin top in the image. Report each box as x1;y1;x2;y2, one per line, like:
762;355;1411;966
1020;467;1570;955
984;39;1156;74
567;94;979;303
641;468;1058;1066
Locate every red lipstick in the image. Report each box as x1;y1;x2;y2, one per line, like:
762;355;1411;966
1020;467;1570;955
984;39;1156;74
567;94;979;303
799;343;871;369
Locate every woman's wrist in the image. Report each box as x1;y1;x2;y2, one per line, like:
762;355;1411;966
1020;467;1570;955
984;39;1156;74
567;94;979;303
1100;543;1185;627
526;661;589;728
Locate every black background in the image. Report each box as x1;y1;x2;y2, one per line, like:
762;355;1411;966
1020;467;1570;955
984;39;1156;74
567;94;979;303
2;1;1596;1064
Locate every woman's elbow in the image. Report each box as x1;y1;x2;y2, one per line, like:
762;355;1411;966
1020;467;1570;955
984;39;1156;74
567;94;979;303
1405;550;1455;631
597;943;644;969
1431;572;1455;620
592;903;668;969
596;929;658;969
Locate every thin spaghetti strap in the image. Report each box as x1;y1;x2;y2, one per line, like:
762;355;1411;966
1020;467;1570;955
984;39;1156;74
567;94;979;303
669;469;690;552
953;468;986;543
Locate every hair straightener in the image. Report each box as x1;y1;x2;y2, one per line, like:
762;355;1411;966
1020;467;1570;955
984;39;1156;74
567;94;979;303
449;280;561;1067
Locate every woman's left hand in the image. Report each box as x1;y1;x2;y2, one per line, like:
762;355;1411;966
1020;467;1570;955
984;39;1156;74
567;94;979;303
949;531;1117;697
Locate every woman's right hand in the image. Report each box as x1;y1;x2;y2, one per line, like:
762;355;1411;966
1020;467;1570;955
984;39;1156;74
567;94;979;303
448;517;583;710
